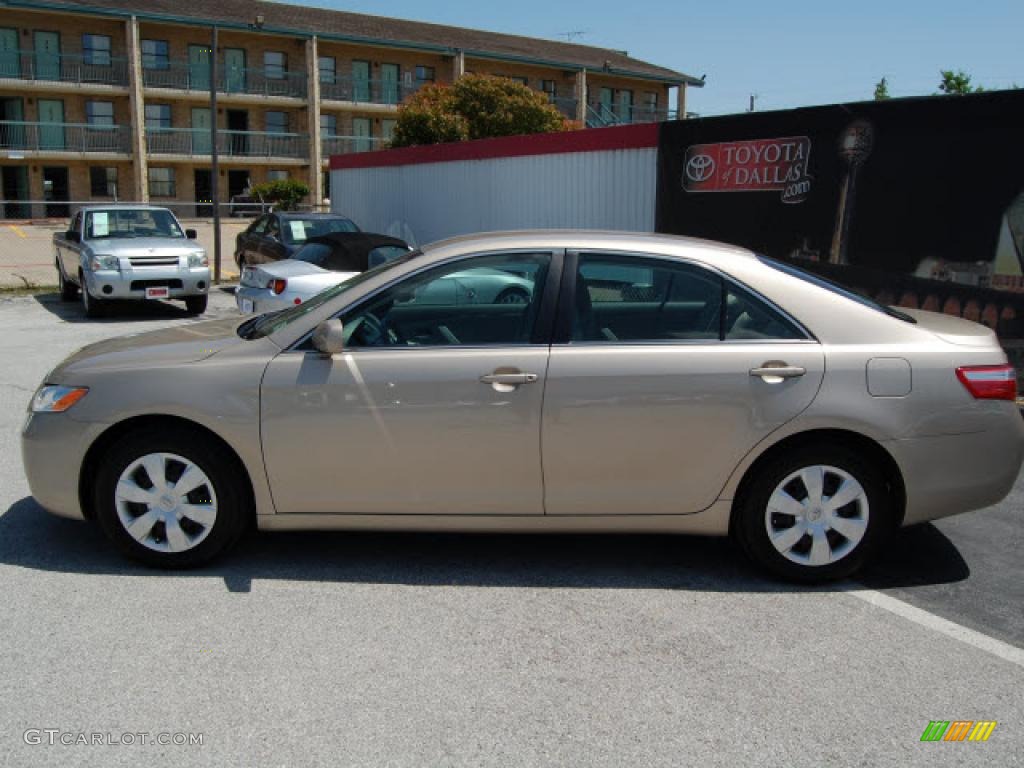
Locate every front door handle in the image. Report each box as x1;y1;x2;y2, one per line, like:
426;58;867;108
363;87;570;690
480;372;539;385
750;363;806;381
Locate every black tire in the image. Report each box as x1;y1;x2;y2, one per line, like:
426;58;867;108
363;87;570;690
80;275;106;318
185;294;208;315
732;444;893;583
58;265;77;301
93;427;249;568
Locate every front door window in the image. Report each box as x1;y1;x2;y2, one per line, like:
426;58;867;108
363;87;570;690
342;252;553;348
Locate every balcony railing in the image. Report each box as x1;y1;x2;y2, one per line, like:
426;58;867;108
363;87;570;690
548;96;579;121
321;134;385;156
146;128;309;158
143;62;307;98
319;76;421;105
586;103;679;128
0;121;131;153
0;49;130;87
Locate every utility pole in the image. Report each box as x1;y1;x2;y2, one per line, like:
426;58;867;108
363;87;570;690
210;25;221;283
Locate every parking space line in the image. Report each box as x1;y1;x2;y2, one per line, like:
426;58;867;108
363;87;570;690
848;588;1024;668
7;225;27;238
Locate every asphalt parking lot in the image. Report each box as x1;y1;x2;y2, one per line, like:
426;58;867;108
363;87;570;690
0;290;1021;767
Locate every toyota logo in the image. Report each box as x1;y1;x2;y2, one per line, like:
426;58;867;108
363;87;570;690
685;153;716;182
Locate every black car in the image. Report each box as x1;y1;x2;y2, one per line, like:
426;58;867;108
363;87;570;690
234;212;360;267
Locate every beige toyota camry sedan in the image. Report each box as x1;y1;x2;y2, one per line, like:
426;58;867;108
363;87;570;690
22;231;1024;581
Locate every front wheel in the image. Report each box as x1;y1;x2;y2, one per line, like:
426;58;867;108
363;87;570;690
58;266;77;301
185;295;208;315
732;445;893;583
94;427;249;568
80;275;106;318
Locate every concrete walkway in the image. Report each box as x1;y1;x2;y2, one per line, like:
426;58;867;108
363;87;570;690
0;219;248;288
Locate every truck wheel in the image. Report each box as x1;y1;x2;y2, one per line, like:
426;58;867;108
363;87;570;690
80;275;106;319
58;266;77;302
185;295;208;315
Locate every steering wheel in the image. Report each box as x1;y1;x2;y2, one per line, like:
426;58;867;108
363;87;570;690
347;312;401;347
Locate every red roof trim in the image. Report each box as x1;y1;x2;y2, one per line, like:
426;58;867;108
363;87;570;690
328;123;659;170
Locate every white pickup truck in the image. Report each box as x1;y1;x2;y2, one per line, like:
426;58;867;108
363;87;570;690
53;205;211;318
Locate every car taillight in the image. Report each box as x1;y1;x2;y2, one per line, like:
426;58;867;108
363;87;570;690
269;279;287;295
955;364;1017;401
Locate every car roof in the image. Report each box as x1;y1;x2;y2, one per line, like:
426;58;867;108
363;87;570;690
422;230;756;265
277;211;355;220
77;205;173;213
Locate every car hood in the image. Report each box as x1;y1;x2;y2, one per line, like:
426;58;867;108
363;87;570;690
48;316;254;381
87;237;204;257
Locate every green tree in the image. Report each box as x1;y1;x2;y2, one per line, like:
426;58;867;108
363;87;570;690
938;69;984;95
249;179;310;211
391;74;571;148
873;77;890;100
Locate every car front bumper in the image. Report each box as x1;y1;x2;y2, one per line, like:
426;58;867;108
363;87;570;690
85;266;211;300
21;411;109;521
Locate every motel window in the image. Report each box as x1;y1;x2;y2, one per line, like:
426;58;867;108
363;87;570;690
141;39;169;70
510;76;529;86
414;65;435;83
148;167;175;197
318;56;336;84
266;111;289;133
82;34;111;66
144;104;171;130
86;101;114;126
264;52;286;79
381;118;396;144
320;114;337;136
540;79;556;100
89;167;117;197
267;170;289;182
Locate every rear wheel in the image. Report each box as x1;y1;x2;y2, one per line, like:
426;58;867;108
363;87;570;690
185;295;208;315
94;427;249;568
58;265;77;301
80;273;106;318
733;445;893;583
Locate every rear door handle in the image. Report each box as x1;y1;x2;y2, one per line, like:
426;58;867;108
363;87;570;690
480;372;539;385
749;364;806;380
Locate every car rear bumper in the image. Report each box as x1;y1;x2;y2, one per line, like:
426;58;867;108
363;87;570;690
892;405;1024;525
84;267;210;300
235;285;295;314
21;411;108;521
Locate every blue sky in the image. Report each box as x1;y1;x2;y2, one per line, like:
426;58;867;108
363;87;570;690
310;0;1022;115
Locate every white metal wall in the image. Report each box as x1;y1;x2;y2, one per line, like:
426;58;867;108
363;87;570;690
330;148;657;247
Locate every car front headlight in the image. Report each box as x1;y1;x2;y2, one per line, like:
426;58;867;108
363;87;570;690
90;254;119;271
188;251;209;268
31;385;89;413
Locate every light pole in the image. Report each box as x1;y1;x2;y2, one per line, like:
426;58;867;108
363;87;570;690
210;25;221;283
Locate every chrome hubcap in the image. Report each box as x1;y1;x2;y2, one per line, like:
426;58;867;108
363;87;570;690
114;452;218;553
764;465;869;567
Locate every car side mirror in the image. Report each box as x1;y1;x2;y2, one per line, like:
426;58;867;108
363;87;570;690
65;230;80;243
185;229;198;239
312;318;345;357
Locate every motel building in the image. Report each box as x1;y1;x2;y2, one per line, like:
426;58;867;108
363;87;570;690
0;0;702;218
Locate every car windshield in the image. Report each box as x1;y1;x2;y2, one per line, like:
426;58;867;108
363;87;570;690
280;217;359;244
238;250;422;340
85;209;184;240
758;255;917;324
